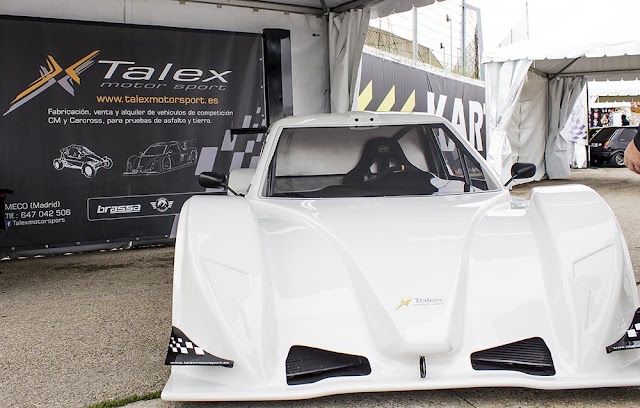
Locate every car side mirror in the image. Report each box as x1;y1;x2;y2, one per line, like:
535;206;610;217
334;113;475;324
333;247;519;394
198;171;242;196
504;163;536;187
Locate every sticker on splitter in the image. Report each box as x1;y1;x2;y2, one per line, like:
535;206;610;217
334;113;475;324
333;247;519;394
395;297;444;310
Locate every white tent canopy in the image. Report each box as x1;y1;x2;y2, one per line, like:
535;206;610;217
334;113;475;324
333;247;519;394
589;79;640;96
185;0;441;17
483;38;640;182
484;38;640;81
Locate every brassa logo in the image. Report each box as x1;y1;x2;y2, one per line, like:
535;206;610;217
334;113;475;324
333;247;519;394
97;204;141;215
4;50;100;116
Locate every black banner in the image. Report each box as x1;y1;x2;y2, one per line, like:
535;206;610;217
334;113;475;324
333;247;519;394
359;53;486;155
0;16;265;256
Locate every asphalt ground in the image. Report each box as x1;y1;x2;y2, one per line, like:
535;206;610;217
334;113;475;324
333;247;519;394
1;167;639;408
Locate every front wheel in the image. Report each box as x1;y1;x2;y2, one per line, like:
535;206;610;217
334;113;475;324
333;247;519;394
82;163;96;178
103;157;113;169
161;156;172;172
610;152;624;167
53;159;64;170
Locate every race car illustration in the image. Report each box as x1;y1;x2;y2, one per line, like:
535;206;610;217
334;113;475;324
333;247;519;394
124;140;198;175
53;144;113;178
162;112;640;402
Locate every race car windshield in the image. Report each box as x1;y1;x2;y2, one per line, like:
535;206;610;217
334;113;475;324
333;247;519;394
264;124;500;198
144;145;166;155
80;147;95;156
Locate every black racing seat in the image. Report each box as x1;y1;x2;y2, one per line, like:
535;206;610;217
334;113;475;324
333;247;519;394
342;137;423;185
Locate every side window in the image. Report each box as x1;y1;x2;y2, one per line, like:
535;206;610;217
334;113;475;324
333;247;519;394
435;128;465;178
465;157;485;179
168;144;177;154
430;126;489;190
618;129;636;144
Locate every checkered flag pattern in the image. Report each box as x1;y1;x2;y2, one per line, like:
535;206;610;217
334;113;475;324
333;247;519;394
627;323;640;340
169;335;205;356
606;308;640;353
165;326;234;367
194;106;267;178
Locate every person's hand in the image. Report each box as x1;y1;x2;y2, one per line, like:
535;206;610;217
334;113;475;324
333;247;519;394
624;141;640;174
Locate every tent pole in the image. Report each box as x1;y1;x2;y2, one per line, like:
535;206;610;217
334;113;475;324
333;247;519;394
529;66;548;78
412;6;418;61
586;85;591;165
461;0;466;74
555;68;640;78
549;56;582;79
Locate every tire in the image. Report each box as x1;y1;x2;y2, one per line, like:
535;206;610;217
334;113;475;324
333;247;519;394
161;156;172;172
82;163;96;178
610;152;624;167
53;159;64;170
103;157;113;169
126;156;139;173
188;151;197;164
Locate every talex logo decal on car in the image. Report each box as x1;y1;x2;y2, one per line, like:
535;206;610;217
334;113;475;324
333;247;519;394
395;297;445;311
395;297;412;310
4;50;100;116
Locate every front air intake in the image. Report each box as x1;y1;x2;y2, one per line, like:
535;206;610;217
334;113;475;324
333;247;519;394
471;337;555;376
285;346;371;385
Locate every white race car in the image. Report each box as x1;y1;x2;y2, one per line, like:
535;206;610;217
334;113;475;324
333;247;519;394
162;112;640;401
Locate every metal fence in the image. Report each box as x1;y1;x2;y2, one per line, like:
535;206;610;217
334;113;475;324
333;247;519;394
368;0;481;79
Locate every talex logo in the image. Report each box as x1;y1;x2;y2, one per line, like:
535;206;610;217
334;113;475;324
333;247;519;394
4;50;100;116
395;297;412;311
98;60;231;83
395;296;444;311
97;204;141;215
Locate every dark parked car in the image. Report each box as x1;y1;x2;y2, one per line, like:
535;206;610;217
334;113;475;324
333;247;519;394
124;140;198;175
589;127;638;167
53;144;113;178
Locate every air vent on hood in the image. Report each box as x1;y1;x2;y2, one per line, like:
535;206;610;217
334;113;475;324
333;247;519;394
470;337;555;376
285;345;371;385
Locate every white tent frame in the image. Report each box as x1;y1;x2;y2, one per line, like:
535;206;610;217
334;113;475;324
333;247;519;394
483;39;640;183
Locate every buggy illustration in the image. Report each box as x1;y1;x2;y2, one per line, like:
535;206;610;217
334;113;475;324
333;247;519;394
53;144;113;178
124;140;198;175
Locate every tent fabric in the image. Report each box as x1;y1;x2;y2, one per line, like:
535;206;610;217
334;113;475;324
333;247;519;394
546;76;586;179
506;70;548;185
329;8;371;113
483;37;640;182
369;0;443;18
483;38;640;81
182;0;441;17
588;79;640;97
485;59;532;182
